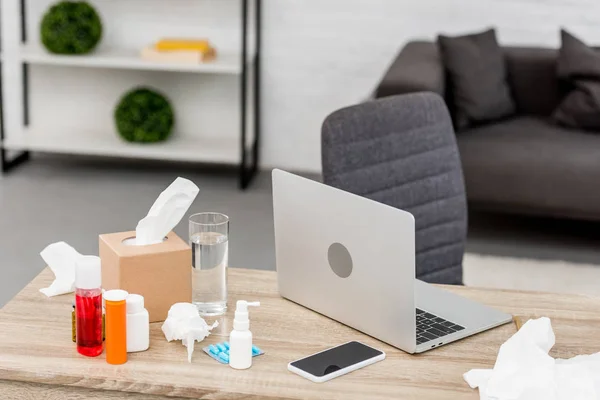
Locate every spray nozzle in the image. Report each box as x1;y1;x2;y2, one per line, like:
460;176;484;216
233;300;260;331
235;300;260;312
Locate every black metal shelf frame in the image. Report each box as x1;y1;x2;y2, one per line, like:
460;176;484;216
240;0;261;189
0;0;261;190
0;0;30;172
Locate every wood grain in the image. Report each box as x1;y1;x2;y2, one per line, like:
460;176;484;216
0;380;192;400
2;268;600;399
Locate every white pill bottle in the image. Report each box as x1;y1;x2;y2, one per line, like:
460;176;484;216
126;294;150;353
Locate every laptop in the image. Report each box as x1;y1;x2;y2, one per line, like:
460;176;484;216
272;169;512;354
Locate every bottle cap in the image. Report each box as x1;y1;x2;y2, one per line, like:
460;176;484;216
75;256;101;290
103;289;129;303
233;300;260;331
126;294;144;314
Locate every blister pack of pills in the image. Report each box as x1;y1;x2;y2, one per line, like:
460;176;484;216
203;341;264;364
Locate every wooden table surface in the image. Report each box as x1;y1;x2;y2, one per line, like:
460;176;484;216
2;268;600;400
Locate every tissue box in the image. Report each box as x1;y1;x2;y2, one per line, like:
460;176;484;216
99;231;191;322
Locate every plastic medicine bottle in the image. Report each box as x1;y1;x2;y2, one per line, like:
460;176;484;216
229;300;260;369
126;294;150;353
75;256;103;357
104;289;129;365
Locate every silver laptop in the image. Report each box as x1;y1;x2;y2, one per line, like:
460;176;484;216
272;169;512;354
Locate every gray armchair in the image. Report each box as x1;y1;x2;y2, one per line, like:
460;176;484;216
321;92;466;284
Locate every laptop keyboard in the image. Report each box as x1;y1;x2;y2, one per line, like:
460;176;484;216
416;308;465;345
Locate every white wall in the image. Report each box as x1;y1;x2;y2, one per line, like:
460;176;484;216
3;0;600;173
262;0;600;172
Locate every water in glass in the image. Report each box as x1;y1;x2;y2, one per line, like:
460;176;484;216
191;231;228;316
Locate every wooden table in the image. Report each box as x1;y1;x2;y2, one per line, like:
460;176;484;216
2;268;600;400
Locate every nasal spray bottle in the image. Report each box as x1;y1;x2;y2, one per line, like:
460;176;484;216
229;300;260;369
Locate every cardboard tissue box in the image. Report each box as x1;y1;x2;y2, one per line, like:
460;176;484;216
99;177;199;322
100;231;191;322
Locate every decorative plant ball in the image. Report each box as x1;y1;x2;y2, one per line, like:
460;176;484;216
114;88;175;143
40;1;103;55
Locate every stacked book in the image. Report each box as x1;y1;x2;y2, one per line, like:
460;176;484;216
141;39;217;64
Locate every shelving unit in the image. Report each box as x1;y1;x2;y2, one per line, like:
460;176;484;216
4;127;240;164
0;0;261;189
18;45;250;74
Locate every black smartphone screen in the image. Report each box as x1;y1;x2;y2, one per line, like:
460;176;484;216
290;341;383;377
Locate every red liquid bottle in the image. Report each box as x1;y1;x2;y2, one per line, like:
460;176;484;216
75;256;103;357
76;288;103;356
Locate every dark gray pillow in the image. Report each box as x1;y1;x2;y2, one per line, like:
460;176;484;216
438;29;515;130
553;30;600;131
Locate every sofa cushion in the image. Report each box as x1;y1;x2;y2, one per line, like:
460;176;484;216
438;28;515;130
504;47;562;116
557;30;600;78
553;30;600;131
554;80;600;130
457;117;600;218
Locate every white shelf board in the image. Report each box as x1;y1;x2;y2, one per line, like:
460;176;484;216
18;46;249;74
3;128;240;164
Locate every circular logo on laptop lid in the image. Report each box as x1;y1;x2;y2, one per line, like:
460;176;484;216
328;242;353;278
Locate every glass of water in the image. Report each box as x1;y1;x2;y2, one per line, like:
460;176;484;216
189;212;229;316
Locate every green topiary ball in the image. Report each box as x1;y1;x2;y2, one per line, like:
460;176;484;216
114;88;175;143
40;1;102;55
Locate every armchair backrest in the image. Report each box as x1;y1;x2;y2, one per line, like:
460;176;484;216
321;93;466;284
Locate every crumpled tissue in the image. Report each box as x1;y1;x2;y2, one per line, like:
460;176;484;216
39;242;98;297
464;317;600;400
134;177;200;246
162;303;219;362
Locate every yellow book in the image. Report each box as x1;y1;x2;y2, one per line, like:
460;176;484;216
155;39;211;53
141;46;216;63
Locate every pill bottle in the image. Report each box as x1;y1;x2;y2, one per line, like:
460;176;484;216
126;294;150;352
104;289;128;365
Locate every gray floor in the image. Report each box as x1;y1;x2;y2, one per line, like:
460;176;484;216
467;211;600;265
1;155;600;307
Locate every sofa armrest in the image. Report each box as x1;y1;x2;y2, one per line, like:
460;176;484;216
375;41;445;98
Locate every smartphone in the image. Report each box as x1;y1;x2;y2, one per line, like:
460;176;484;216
287;341;385;383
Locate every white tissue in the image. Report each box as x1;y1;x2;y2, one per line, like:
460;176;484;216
162;303;218;362
464;317;600;399
135;177;200;246
39;242;84;297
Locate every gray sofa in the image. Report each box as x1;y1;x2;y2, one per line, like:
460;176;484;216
376;41;600;220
